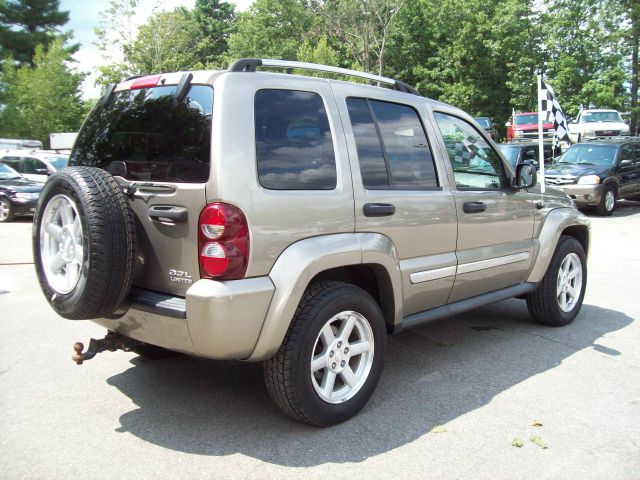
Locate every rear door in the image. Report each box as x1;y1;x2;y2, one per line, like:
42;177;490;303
333;84;458;315
431;111;535;302
70;79;213;296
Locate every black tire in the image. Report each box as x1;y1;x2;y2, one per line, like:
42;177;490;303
264;281;387;426
594;185;616;216
526;236;587;326
33;167;136;319
131;343;180;359
0;197;15;222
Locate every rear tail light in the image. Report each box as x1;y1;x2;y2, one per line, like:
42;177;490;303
198;203;249;280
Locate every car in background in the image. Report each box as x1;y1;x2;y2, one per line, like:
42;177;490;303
0;163;42;222
473;116;500;142
0;150;69;183
544;138;640;215
498;141;561;169
567;109;630;143
506;112;554;142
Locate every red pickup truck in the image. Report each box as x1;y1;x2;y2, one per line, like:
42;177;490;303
506;112;554;142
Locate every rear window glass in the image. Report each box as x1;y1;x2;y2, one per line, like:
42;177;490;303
70;85;213;183
255;89;336;190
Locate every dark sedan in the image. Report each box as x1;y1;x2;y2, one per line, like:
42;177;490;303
0;163;42;222
544;138;640;216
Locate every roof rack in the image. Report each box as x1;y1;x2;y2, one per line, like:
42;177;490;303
227;58;421;96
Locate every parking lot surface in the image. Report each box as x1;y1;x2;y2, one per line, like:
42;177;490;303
1;202;639;479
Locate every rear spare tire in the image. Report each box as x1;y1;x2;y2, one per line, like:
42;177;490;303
33;167;136;319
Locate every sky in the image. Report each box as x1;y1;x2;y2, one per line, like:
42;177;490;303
59;0;254;99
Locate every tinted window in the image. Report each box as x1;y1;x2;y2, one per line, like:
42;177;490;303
434;112;506;190
71;85;213;182
22;157;46;174
347;98;438;189
346;99;388;186
1;157;21;171
255;89;336;190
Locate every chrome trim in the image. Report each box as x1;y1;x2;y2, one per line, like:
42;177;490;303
457;252;530;275
410;265;456;284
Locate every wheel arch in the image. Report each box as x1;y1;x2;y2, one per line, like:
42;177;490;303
247;233;402;361
527;208;590;283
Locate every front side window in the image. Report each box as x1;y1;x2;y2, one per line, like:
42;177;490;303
346;98;438;189
434;112;507;190
255;89;336;190
71;85;213;183
1;157;21;171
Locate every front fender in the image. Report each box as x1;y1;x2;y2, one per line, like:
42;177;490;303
247;233;402;361
527;207;590;283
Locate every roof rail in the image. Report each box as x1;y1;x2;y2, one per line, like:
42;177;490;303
227;58;421;96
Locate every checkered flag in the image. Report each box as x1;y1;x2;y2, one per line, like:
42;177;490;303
539;78;570;146
454;136;482;164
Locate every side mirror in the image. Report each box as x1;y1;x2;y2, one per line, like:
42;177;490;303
619;159;632;167
505;121;512;127
35;168;49;175
515;162;537;189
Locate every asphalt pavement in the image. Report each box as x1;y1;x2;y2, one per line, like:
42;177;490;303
1;202;639;479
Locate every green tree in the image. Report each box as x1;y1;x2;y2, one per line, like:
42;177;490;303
312;0;406;75
226;0;314;62
0;0;76;66
192;0;236;67
129;8;201;74
0;39;86;146
542;0;627;115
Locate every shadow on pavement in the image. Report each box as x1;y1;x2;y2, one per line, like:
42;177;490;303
581;199;640;218
107;300;632;466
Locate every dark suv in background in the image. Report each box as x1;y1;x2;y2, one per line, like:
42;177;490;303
544;138;640;215
473;116;500;142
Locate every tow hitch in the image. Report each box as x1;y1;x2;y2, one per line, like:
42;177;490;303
72;331;141;365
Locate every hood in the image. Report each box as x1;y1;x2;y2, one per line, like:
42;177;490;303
544;163;611;178
0;177;44;192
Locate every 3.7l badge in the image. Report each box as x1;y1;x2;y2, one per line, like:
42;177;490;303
169;269;193;284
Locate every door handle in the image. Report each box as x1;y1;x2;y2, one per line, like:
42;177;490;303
148;205;188;223
363;203;396;217
463;201;486;213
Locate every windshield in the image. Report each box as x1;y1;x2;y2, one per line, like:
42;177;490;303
70;84;213;182
556;144;618;166
44;155;68;170
514;112;550;125
0;162;21;179
498;145;520;167
474;117;491;128
581;111;623;123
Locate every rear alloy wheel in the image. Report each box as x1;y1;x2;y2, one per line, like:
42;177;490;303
526;236;587;326
264;281;386;426
595;186;616;216
0;198;15;222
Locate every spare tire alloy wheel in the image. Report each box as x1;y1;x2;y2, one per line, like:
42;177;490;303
33;167;136;320
40;194;83;294
311;311;374;404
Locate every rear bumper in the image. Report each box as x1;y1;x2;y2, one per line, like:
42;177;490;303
546;184;604;206
94;277;275;360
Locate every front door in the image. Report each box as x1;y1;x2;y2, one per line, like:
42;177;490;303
431;110;535;303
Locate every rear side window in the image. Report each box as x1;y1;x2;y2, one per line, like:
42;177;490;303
346;98;438;189
255;89;336;190
70;85;213;183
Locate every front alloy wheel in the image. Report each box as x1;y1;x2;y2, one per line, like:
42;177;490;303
527;235;587;326
0;198;14;222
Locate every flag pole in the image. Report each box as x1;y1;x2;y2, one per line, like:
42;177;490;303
537;74;546;193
